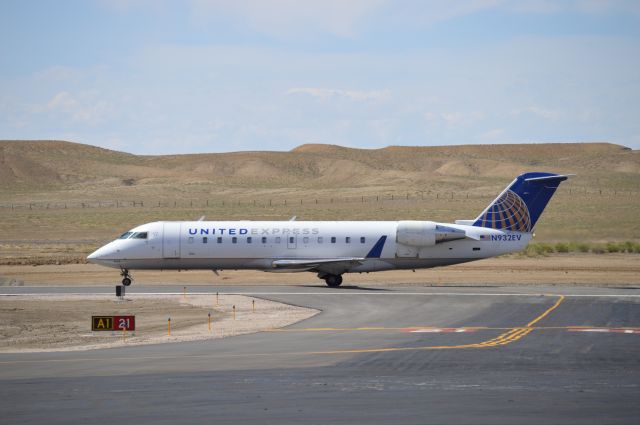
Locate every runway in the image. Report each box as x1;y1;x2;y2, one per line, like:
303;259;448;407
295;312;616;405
1;284;639;424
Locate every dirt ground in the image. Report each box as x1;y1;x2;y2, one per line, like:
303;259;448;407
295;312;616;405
0;294;318;353
0;254;638;287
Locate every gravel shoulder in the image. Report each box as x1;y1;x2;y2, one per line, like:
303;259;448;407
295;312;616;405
0;294;319;353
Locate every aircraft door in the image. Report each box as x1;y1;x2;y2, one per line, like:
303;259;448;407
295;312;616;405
287;236;297;249
162;222;181;258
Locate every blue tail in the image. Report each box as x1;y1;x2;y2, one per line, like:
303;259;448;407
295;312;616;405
472;172;569;232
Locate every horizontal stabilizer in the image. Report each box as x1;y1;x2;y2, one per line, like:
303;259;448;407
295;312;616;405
524;174;572;183
455;220;475;226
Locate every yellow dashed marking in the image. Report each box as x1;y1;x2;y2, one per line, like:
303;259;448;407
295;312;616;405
0;295;579;366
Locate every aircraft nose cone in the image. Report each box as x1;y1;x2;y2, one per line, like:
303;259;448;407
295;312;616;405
87;243;118;264
87;248;102;263
87;249;100;262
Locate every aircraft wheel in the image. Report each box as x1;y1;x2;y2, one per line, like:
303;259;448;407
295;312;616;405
122;277;132;286
325;274;343;287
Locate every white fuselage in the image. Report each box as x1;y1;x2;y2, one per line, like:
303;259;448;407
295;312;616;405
87;220;531;275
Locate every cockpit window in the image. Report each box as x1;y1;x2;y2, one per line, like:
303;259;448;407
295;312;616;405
131;232;148;239
118;232;134;239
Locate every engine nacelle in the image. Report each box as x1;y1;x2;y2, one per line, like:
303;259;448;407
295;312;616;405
396;221;437;246
396;221;467;247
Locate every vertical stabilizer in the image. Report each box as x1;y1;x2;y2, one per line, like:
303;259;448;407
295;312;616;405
472;172;569;232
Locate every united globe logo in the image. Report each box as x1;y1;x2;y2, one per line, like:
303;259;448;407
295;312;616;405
479;190;531;232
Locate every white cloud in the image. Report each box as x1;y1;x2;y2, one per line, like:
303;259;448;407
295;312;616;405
34;66;82;82
507;0;640;15
41;91;112;125
393;0;505;26
480;128;506;141
286;87;391;102
46;91;79;112
424;111;486;127
189;0;386;38
512;106;561;121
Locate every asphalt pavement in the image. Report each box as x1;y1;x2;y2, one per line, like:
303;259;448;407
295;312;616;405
1;284;639;424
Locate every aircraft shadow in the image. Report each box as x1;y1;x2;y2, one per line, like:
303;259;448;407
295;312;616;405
297;284;392;291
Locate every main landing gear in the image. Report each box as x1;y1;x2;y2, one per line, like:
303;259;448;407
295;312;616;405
120;269;133;286
319;273;343;288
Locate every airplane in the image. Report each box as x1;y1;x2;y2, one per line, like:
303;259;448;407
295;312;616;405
87;172;569;287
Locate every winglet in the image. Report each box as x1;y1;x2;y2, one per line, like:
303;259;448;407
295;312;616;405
366;236;387;258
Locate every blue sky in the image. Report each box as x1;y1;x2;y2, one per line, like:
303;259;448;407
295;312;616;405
1;0;639;154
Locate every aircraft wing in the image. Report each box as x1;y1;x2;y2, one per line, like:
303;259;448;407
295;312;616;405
271;257;365;271
269;236;388;274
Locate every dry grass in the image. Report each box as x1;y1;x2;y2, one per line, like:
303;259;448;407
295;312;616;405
0;140;638;263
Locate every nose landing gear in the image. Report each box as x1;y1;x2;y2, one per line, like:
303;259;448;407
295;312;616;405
120;269;133;286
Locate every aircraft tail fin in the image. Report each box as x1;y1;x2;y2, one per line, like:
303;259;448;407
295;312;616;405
472;172;570;232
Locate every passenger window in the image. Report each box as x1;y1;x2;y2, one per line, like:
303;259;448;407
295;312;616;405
360;237;365;243
188;237;194;244
261;236;267;244
473;247;481;251
202;237;208;244
247;237;252;244
232;237;237;244
318;237;323;243
331;237;336;243
217;237;222;243
275;237;281;243
303;237;309;244
346;237;351;243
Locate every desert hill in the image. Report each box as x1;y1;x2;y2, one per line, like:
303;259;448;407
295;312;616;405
1;140;638;197
0;140;638;249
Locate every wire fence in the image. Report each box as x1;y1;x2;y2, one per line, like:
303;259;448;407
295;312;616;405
0;187;637;212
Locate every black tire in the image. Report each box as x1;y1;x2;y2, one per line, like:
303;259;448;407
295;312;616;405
325;274;343;287
122;277;132;286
